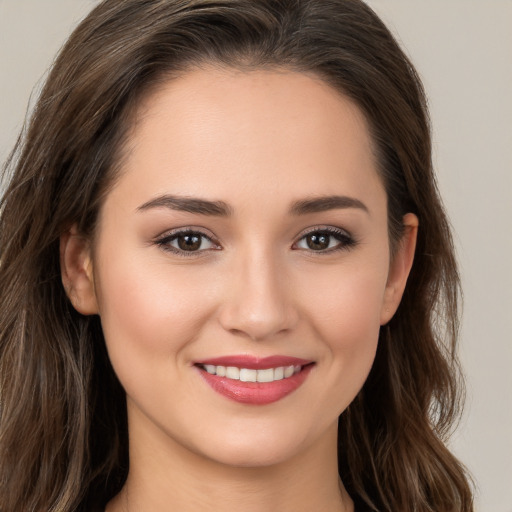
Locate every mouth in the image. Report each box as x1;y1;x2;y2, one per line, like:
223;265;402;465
194;355;315;405
197;363;305;382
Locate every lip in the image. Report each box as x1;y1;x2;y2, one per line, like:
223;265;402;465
194;355;312;369
194;355;315;405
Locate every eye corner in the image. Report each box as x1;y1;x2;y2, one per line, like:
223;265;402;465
293;226;357;254
154;227;222;257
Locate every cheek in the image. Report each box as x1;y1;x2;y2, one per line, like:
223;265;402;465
93;248;216;378
298;261;387;406
302;259;387;342
326;279;383;368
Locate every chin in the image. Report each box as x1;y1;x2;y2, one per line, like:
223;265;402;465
201;440;301;469
185;420;328;470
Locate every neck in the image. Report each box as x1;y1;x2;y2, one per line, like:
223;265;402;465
107;409;353;512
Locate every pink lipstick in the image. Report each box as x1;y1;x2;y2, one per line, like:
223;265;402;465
194;355;314;405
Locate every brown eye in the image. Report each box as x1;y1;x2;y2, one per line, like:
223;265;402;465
305;233;331;250
157;230;218;255
177;234;202;251
295;228;355;253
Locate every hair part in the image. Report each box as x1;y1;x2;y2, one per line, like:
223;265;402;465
0;1;473;510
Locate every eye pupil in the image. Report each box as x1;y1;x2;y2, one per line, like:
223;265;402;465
178;234;202;251
307;233;330;250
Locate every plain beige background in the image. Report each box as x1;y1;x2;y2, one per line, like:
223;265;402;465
1;1;511;511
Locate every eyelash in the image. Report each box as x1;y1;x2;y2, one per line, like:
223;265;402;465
293;226;357;254
154;226;357;257
155;229;220;257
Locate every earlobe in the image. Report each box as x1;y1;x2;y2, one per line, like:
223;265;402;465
380;213;419;325
60;225;99;315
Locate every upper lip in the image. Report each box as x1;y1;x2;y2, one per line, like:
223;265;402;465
194;355;313;370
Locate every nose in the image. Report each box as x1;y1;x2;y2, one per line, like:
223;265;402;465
218;249;299;341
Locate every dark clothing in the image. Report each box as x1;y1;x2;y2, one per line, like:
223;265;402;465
353;495;375;511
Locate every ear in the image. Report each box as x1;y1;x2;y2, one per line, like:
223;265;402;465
380;213;419;325
60;224;99;315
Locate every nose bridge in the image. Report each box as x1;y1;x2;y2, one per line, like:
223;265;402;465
218;243;298;341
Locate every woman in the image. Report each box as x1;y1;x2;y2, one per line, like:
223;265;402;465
0;0;473;511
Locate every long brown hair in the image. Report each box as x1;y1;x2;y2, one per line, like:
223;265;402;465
0;1;473;510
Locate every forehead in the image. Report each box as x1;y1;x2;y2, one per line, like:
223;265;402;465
112;66;384;213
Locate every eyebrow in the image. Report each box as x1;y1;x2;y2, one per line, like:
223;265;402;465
137;195;233;216
137;193;368;217
290;195;369;215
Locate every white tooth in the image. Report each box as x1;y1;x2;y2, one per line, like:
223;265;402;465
274;367;284;380
216;365;226;377
294;365;301;374
204;364;216;375
257;368;275;383
284;365;295;378
239;368;257;382
225;366;240;380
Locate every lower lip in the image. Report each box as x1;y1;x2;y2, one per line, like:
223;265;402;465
196;365;314;405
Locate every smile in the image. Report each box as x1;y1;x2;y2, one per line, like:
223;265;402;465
194;356;315;405
200;364;302;382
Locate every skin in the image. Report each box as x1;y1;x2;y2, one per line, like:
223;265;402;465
61;66;418;512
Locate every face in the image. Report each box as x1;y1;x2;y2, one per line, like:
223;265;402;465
62;66;416;469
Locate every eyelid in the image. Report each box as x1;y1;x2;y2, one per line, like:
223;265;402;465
154;225;218;241
154;226;221;256
297;225;352;238
152;224;356;257
292;225;357;253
